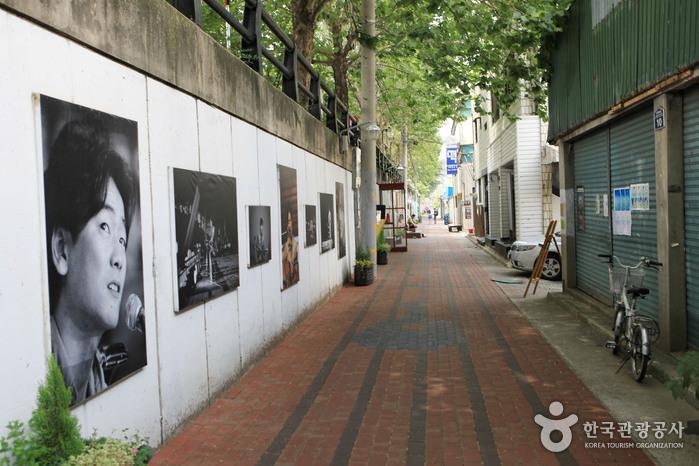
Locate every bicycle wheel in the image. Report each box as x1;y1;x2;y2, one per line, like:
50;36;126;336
631;325;649;382
612;308;625;355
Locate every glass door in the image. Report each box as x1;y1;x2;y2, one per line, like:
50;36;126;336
379;183;407;252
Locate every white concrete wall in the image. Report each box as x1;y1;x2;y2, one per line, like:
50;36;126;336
0;9;352;447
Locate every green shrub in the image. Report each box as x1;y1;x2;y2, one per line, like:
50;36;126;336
67;431;152;466
376;227;391;253
0;356;152;466
666;351;699;401
0;354;84;465
355;244;373;268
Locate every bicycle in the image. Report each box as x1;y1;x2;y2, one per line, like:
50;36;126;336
598;254;662;382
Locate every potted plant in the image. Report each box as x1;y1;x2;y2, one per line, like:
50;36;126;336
354;244;374;286
376;227;390;265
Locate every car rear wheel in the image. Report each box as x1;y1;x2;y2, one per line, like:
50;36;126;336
541;254;562;281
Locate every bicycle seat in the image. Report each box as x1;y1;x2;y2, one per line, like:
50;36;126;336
627;286;649;297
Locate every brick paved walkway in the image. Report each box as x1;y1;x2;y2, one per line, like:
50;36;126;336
151;223;652;465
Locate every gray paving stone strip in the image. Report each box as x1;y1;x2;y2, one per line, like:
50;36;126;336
330;249;415;464
437;235;502;465
441;236;578;466
256;259;399;465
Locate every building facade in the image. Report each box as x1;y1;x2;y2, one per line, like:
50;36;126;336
472;92;560;245
548;0;699;350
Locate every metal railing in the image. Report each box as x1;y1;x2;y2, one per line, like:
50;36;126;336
171;0;359;140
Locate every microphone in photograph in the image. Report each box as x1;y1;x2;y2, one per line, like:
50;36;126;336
125;294;145;333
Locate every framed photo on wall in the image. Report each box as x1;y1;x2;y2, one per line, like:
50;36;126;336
248;205;271;267
336;182;346;259
319;192;335;253
172;168;239;311
279;165;299;289
39;94;146;406
305;204;317;247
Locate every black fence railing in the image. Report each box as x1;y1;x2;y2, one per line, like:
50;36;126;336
170;0;360;141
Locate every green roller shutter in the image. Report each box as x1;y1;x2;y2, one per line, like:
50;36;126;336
684;86;699;347
609;108;659;322
573;129;611;303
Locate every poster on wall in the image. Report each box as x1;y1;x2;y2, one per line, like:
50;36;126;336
630;183;650;211
336;182;346;259
319;192;335;253
248;205;271;268
613;187;632;236
305;204;317;247
279;165;300;289
173;168;239;311
39;94;146;406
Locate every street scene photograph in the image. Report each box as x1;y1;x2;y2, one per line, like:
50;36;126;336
1;1;697;465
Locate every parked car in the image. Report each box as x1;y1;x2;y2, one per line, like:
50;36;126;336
508;232;562;281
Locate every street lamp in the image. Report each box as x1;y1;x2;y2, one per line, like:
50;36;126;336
339;121;380;153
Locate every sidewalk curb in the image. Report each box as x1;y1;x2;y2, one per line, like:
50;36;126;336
546;290;699;410
466;234;699;411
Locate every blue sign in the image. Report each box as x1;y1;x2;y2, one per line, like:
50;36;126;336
446;146;458;174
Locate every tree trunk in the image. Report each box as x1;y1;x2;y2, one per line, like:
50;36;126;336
292;0;330;89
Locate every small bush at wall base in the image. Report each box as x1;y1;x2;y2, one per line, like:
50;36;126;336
0;355;152;465
68;432;153;465
0;354;84;465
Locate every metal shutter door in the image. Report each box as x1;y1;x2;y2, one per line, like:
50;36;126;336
684;86;699;347
609;108;659;322
573;129;611;303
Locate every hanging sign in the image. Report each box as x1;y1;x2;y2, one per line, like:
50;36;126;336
446;146;458;174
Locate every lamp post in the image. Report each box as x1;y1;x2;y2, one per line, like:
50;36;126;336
360;0;378;274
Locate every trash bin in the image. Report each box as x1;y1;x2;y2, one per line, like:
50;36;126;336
444;213;449;225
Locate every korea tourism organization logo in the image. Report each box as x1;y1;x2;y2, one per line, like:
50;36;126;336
534;402;578;452
534;401;685;452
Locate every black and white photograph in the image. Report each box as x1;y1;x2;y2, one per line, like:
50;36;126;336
305;204;317;248
336;182;346;259
40;95;146;406
279;165;300;289
248;205;271;267
319;192;335;253
173;168;239;311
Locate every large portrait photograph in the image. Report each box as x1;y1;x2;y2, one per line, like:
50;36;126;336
319;192;335;254
305;204;317;248
336;182;346;259
279;165;300;290
248;205;271;268
39;95;146;406
173;168;239;311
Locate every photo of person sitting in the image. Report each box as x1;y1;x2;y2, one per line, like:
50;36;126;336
408;214;418;231
44;112;138;405
250;211;270;267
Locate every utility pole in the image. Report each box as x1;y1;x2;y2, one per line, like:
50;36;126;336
360;0;377;273
401;124;408;185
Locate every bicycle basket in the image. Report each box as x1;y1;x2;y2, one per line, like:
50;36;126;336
608;267;645;294
634;315;660;344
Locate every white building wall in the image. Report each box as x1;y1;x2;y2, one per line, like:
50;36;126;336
0;10;352;447
515;116;545;239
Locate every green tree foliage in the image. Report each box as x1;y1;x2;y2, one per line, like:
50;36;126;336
199;0;570;201
381;0;572;120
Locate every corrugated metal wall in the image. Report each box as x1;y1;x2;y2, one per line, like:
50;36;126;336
609;107;659;321
573;129;611;302
549;0;699;140
684;86;699;347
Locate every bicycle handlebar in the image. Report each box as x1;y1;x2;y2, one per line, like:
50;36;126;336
598;254;662;269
